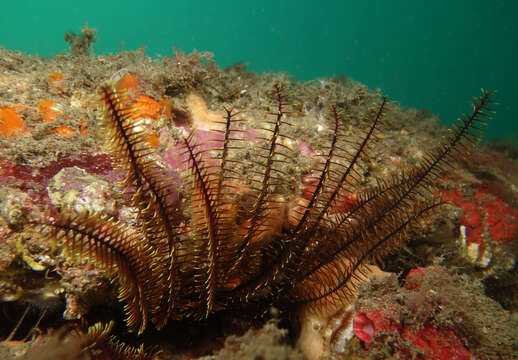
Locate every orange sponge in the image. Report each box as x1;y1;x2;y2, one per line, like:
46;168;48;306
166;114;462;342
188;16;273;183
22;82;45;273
0;105;27;138
38;100;61;122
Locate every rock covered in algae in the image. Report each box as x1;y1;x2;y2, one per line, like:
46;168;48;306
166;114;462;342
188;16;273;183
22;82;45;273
0;43;516;359
315;266;518;359
47;166;117;215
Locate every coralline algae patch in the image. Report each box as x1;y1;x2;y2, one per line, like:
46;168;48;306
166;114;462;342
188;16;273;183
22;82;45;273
442;183;518;271
0;153;116;207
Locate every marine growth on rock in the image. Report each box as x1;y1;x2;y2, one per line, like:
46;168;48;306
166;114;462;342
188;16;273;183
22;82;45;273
1;45;513;359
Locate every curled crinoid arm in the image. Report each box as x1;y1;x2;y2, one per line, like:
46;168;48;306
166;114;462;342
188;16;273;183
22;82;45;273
78;321;161;360
98;84;182;328
290;89;495;310
80;320;116;352
35;211;154;335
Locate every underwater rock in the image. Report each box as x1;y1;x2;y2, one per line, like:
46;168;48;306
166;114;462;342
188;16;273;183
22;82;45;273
211;320;304;360
348;267;517;359
442;181;517;277
296;265;389;359
0;44;516;360
59;266;110;321
47;166;117;216
296;266;518;359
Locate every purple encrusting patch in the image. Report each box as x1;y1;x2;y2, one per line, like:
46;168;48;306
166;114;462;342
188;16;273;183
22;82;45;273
0;153;119;203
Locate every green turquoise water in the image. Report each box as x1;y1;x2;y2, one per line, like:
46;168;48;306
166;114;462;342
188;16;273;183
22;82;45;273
1;1;516;140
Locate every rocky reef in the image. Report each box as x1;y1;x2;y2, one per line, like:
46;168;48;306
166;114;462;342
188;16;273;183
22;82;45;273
0;40;517;359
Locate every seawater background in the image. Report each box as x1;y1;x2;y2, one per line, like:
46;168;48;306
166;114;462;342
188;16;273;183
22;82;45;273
1;0;516;141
